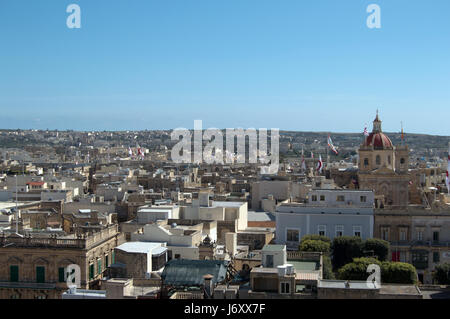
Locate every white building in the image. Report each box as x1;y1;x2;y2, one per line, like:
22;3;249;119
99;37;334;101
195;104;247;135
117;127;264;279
276;189;375;250
137;205;180;224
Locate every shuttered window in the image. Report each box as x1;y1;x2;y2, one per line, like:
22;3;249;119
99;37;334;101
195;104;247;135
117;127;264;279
89;264;94;280
97;259;102;275
58;267;65;283
36;266;45;283
10;266;19;282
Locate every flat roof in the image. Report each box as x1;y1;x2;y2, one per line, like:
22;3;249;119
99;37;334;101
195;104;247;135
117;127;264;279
116;242;165;254
248;211;275;222
318;280;379;290
262;245;285;252
289;261;319;272
211;201;245;208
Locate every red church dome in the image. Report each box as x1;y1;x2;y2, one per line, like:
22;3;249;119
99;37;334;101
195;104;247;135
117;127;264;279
364;132;393;150
363;111;394;150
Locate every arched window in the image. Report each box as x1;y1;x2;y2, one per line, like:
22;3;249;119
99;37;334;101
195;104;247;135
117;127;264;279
376;155;381;165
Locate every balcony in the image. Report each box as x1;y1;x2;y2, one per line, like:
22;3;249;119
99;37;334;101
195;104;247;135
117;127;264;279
412;261;429;270
0;225;119;250
0;281;57;290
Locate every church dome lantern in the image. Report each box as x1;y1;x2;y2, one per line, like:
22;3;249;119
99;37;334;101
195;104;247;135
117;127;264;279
363;111;393;150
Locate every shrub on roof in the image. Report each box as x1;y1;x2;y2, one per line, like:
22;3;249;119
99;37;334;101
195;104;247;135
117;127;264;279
299;239;330;254
331;236;363;270
433;263;450;285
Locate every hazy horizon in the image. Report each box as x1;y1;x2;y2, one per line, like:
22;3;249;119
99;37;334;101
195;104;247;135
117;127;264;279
1;1;449;135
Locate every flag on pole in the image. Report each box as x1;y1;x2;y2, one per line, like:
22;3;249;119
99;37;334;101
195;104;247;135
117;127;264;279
128;147;133;157
317;155;323;173
301;149;306;171
311;151;314;159
137;147;145;159
445;143;449;190
327;135;338;155
363;125;369;137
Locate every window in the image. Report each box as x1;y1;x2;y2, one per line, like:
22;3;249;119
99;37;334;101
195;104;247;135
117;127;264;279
36;266;45;283
388;156;391;165
111;251;115;264
400;158;405;164
364;158;369;166
412;251;428;270
376;155;381;165
335;225;344;237
10;265;19;282
266;255;274;268
337;195;345;202
89;264;94;280
105;255;109;268
286;229;300;242
400;251;407;263
10;294;20;299
417;230;424;241
58;267;65;283
175;254;181;259
280;282;290;294
433;231;439;242
97;259;102;275
320;195;325;201
433;252;440;263
353;226;362;238
381;227;389;241
360;196;367;203
399;229;407;241
311;195;317;202
318;225;326;237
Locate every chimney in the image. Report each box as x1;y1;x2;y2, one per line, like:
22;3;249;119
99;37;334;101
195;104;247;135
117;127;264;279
203;274;214;298
225;232;237;257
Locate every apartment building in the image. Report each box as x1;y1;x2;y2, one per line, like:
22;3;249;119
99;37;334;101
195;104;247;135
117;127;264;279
0;225;124;299
276;189;375;250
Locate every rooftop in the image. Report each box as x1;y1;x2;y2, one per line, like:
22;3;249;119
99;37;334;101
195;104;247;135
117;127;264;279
115;242;166;254
318;280;379;290
262;244;285;252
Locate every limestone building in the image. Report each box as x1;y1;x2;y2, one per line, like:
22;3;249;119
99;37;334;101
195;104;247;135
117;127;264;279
358;112;410;208
0;225;124;299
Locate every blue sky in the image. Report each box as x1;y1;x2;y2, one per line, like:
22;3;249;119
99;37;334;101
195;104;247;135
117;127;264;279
0;0;449;134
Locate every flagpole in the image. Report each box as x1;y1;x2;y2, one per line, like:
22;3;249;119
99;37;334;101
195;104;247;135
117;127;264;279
326;134;329;171
447;141;450;195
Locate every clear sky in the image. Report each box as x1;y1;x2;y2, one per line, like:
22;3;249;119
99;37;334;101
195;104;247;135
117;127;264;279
0;0;449;134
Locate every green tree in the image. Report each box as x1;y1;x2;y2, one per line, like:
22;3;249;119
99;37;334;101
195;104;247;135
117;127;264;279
301;234;331;244
299;239;330;254
338;258;418;284
331;236;363;270
363;238;389;261
338;257;381;281
381;262;417;284
433;263;450;285
323;255;335;280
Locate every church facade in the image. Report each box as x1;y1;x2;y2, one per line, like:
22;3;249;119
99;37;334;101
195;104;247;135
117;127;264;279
358;113;410;208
